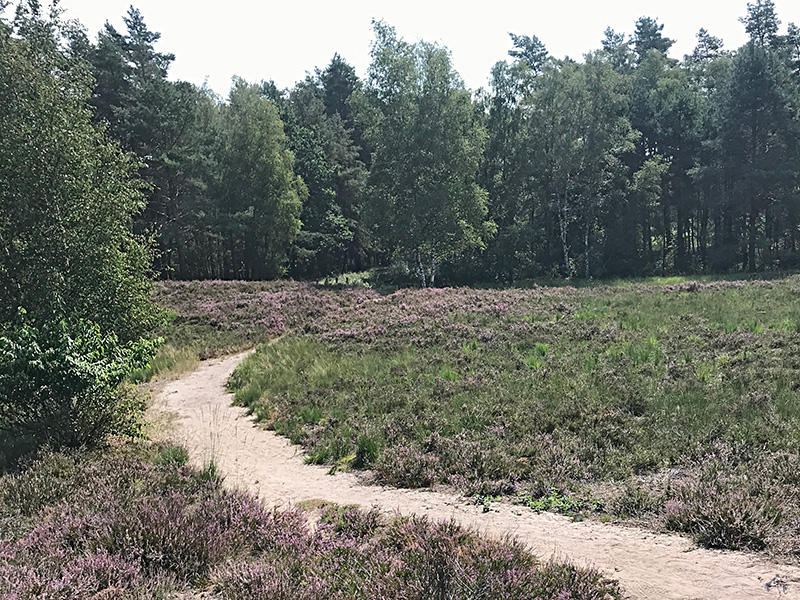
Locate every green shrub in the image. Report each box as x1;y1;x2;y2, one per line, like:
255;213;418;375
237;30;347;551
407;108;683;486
0;317;159;457
522;489;605;515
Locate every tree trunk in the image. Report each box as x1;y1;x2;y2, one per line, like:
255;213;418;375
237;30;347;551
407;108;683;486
765;205;773;261
416;250;427;288
430;252;437;287
584;217;590;279
700;206;709;271
676;203;686;272
226;237;235;280
748;202;758;272
175;233;186;279
662;204;671;274
559;198;570;276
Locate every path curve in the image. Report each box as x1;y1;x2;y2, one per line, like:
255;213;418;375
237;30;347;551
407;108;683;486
150;352;800;600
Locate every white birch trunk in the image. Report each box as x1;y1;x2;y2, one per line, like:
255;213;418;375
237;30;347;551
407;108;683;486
416;250;427;288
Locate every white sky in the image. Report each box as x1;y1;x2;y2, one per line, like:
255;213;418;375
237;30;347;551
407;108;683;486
52;0;800;95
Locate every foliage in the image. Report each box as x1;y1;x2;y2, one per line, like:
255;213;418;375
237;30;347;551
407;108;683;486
41;3;800;284
83;9;307;281
522;490;605;515
0;317;157;460
355;21;494;286
508;32;549;73
0;2;168;461
528;54;637;278
215;80;306;279
632;17;675;63
263;56;369;280
0;3;162;341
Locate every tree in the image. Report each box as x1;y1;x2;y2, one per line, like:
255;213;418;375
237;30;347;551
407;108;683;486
718;42;796;270
527;56;635;277
214;80;305;279
652;64;704;272
629;155;670;269
478;59;539;282
601;27;634;74
740;0;780;48
355;22;493;287
632;17;675;63
0;2;160;341
320;55;358;128
689;28;725;63
319;53;371;165
88;7;205;278
508;33;549;74
0;2;161;456
265;57;369;280
786;22;800;75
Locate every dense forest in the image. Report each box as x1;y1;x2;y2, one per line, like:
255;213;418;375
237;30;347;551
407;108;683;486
5;1;800;285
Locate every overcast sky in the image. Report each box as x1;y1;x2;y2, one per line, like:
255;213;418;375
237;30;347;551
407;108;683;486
53;0;800;95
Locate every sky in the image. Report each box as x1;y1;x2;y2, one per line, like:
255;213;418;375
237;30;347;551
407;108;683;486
49;0;800;95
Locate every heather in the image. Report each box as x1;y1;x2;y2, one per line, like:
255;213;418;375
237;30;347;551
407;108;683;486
128;282;290;382
0;444;619;599
190;275;800;557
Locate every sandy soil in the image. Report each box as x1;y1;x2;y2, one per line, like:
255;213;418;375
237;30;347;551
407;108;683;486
149;351;800;600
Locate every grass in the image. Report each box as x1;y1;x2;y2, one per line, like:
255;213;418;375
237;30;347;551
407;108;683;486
127;281;285;383
0;443;619;599
485;269;800;290
212;275;800;558
128;343;199;383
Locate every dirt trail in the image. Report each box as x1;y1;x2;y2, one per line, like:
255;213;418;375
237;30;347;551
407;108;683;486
151;352;800;600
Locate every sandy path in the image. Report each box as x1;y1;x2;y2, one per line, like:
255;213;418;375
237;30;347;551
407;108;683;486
151;352;800;600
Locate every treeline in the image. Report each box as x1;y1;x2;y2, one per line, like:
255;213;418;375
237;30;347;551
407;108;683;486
22;2;800;282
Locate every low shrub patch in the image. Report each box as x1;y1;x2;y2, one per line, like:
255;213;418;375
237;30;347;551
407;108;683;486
0;445;620;599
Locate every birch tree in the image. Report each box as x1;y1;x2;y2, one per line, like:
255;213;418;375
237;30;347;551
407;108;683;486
527;56;635;276
354;22;493;286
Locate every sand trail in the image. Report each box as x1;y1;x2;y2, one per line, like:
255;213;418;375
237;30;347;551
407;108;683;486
151;352;800;600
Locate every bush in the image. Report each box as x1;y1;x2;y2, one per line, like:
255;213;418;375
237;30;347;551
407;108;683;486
0;317;158;457
376;446;440;488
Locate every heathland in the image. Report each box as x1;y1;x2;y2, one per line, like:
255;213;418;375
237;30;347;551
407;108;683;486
155;276;800;558
3;1;800;597
0;443;619;599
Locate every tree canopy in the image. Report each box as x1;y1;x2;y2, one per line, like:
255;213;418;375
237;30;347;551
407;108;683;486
0;2;159;340
5;2;800;286
355;21;493;286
